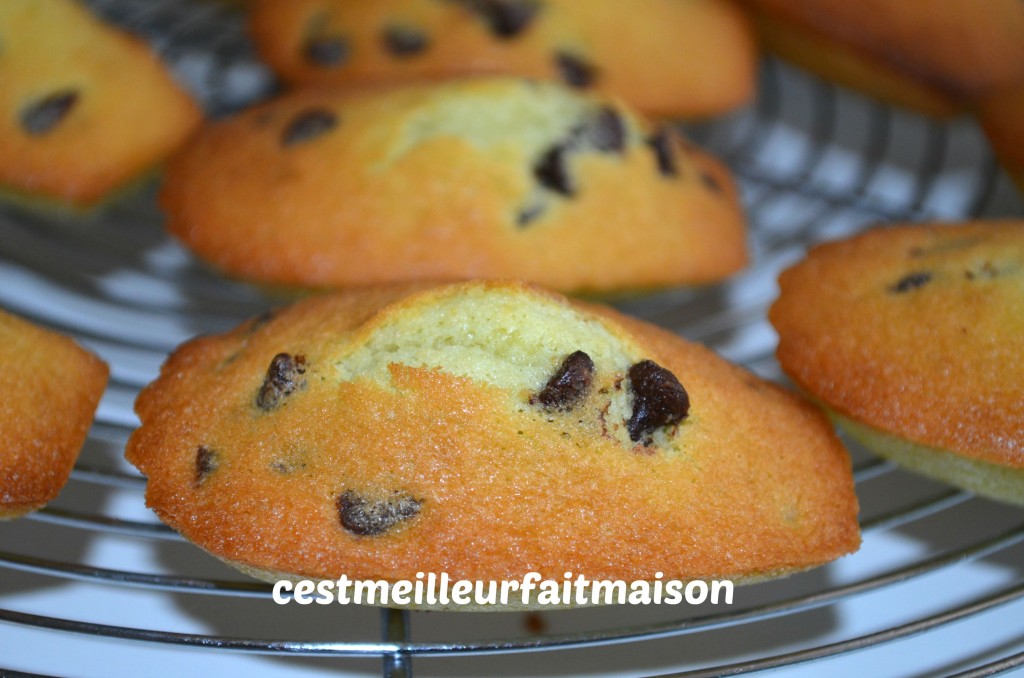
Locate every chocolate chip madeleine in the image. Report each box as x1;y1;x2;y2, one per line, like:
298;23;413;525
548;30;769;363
126;280;859;608
1;309;109;519
160;77;748;293
248;0;757;119
770;222;1024;505
0;0;201;207
736;0;1024;117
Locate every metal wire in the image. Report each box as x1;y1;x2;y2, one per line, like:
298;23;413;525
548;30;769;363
655;582;1024;678
946;651;1024;678
3;499;1024;662
1;1;1022;677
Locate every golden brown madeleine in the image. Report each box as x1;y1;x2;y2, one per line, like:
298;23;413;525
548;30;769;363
978;88;1024;194
0;309;109;519
126;280;859;608
737;0;1024;117
161;78;748;293
770;222;1024;504
248;0;758;119
0;0;202;207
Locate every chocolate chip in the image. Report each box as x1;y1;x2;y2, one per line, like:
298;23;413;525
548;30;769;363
531;351;595;411
534;144;574;196
626;360;690;444
647;129;678;177
256;353;307;411
338;490;422;536
21;90;79;136
555;51;596;88
304;35;349;66
195;446;219;485
576;107;626;153
473;0;541;38
281;109;338;146
890;271;932;293
383;25;430;57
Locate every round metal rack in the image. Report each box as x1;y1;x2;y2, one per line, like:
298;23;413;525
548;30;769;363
1;2;1023;676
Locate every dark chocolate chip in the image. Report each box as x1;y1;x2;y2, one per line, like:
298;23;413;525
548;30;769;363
890;271;932;293
555;51;596;88
529;107;625;199
338;490;423;536
304;35;349;66
474;0;541;38
195;446;219;485
382;25;430;57
626;360;690;444
531;351;595;411
534;144;574;196
281;108;338;146
576;107;626;153
647;129;678;177
256;353;307;411
21;90;79;136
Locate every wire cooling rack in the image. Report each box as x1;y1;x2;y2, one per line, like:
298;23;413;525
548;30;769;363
1;2;1023;677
